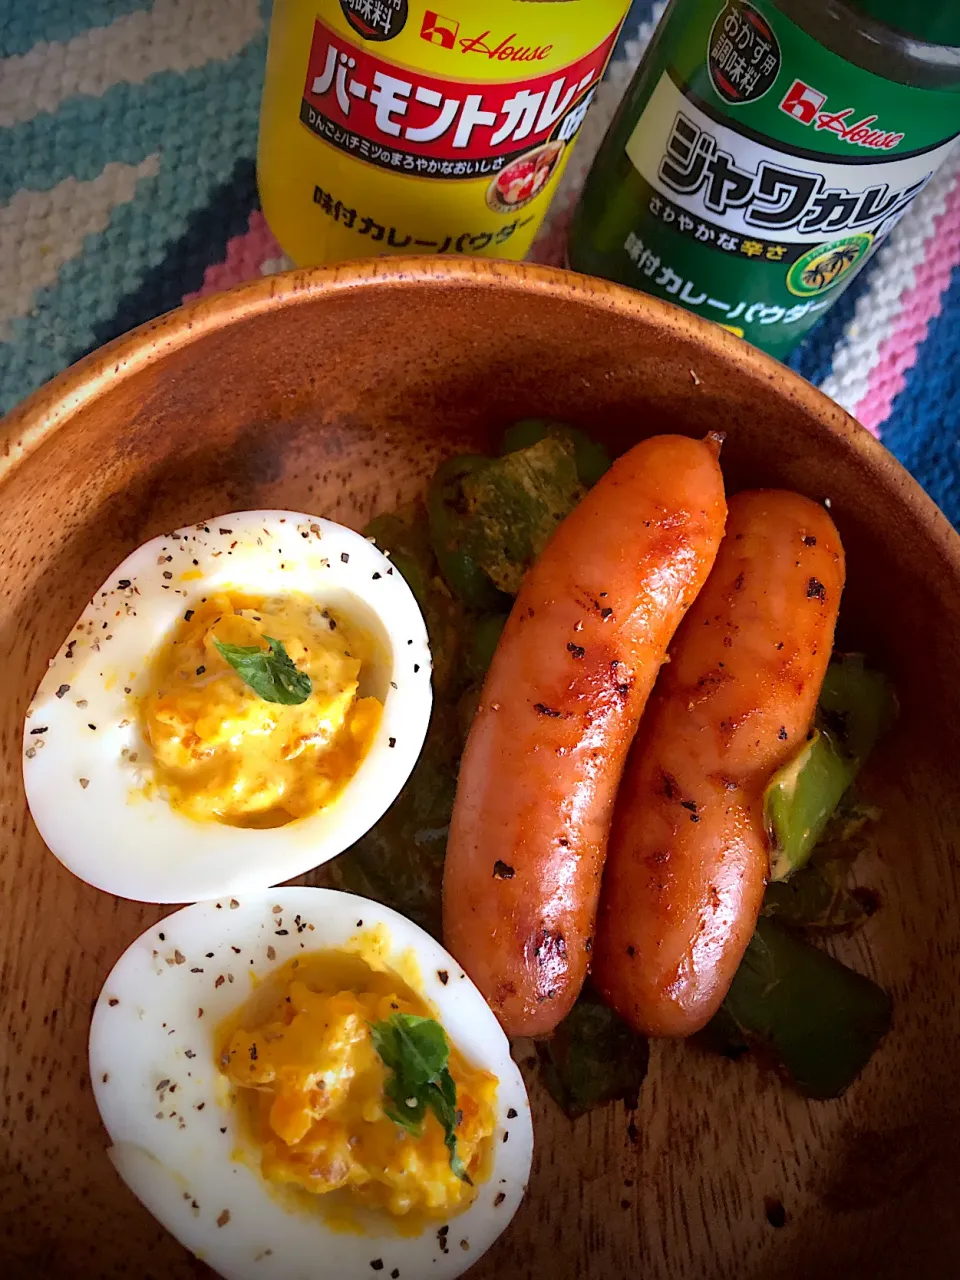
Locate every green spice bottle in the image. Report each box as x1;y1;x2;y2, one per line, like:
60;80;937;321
568;0;960;357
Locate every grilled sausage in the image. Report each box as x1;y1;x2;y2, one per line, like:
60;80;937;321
442;434;727;1037
592;489;845;1037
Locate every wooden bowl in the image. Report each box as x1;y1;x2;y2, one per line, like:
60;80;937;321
2;260;958;1280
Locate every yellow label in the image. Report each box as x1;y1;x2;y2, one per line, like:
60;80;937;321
258;1;631;266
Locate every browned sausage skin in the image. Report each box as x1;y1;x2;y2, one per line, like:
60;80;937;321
593;489;846;1038
442;435;727;1038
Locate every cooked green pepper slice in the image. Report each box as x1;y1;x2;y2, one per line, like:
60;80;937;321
364;502;466;698
719;917;891;1099
364;505;434;614
764;656;896;881
501;417;611;487
459;435;584;594
329;702;461;938
468;613;507;682
426;456;508;612
537;987;649;1120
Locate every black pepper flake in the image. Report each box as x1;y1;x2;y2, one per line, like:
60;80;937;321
372;571;381;580
391;1271;399;1279
29;727;47;735
341;552;350;563
217;1210;230;1228
806;577;826;601
778;726;788;740
184;610;195;622
357;920;363;927
388;737;396;748
329;618;337;631
108;998;119;1007
803;535;817;547
680;800;698;813
437;970;449;985
507;1107;517;1119
502;1131;509;1143
162;571;173;581
249;1044;258;1061
55;684;70;698
413;663;420;673
492;860;515;880
600;607;613;619
87;723;97;731
219;528;233;535
118;578;131;588
566;642;585;659
764;1196;787;1228
495;1192;506;1206
370;1263;384;1273
626;945;635;958
533;702;562;718
275;929;289;936
78;778;89;789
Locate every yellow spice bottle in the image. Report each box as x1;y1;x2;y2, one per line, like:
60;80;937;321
258;0;632;266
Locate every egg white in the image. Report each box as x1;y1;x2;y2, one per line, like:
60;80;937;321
23;512;432;904
89;888;533;1280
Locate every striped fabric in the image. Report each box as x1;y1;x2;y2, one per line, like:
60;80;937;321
2;0;958;524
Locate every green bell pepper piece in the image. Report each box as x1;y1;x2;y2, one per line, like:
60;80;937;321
537;987;649;1120
764;656;896;881
426;455;509;612
501;417;611;487
719;917;891;1099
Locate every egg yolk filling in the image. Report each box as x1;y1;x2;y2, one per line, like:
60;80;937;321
218;954;497;1219
140;591;382;827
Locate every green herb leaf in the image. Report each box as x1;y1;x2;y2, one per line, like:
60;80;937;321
369;1013;470;1181
213;634;312;705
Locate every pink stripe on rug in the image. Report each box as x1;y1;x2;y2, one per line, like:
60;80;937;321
182;211;283;303
854;172;960;432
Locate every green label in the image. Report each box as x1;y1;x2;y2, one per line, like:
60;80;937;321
575;0;960;356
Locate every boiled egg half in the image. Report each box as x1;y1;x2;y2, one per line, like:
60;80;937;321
89;888;533;1280
23;512;431;903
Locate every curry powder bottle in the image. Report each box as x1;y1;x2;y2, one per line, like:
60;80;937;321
568;1;960;357
258;0;632;266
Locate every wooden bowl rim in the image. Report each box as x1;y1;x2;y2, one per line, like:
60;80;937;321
2;255;957;573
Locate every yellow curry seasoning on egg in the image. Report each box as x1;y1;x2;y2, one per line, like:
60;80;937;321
218;951;498;1220
140;591;382;828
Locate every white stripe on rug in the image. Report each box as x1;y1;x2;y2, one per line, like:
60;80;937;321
0;154;160;340
0;0;262;128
